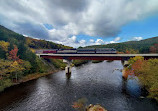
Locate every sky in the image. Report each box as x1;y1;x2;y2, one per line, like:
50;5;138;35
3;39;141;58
0;0;158;48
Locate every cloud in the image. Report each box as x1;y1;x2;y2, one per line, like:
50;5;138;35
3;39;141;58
95;39;105;45
114;37;121;42
89;39;95;43
47;0;89;13
0;0;158;47
109;41;116;44
79;40;86;45
131;37;143;41
109;37;121;44
89;39;107;46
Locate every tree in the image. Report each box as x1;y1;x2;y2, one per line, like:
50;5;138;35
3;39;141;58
0;41;10;59
125;58;145;77
0;48;6;59
126;57;158;101
10;61;24;82
150;46;156;53
154;43;158;49
125;50;130;54
21;60;32;74
125;49;139;54
0;41;10;52
0;59;12;78
7;46;32;82
8;45;21;63
149;43;158;53
128;56;144;66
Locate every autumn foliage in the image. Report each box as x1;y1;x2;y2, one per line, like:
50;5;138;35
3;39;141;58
127;60;145;76
0;41;10;52
72;102;84;109
0;46;31;84
72;98;87;111
150;43;158;53
8;46;22;63
125;56;158;101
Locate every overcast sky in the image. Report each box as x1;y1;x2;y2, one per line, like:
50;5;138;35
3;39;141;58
0;0;158;47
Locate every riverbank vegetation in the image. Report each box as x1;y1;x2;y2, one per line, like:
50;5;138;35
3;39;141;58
0;25;91;92
125;56;158;101
0;25;71;92
92;60;103;63
0;44;50;92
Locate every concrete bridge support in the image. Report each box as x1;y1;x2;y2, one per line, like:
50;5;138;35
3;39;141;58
63;59;72;79
121;60;129;80
121;60;129;67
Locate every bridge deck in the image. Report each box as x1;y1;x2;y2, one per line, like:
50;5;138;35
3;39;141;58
37;54;158;60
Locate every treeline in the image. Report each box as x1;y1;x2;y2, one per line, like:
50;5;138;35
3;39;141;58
125;56;158;101
85;37;158;54
26;37;72;50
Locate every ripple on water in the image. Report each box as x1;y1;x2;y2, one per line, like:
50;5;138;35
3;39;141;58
0;61;157;111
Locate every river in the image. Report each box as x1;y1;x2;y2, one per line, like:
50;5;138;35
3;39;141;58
0;61;157;111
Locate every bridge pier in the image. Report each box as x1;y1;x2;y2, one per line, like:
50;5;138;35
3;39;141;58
121;60;129;80
63;59;72;79
121;60;129;67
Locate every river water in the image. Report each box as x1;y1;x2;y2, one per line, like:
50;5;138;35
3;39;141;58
0;61;157;111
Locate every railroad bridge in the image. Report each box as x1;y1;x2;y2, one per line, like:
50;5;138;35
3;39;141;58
36;53;158;79
36;53;158;60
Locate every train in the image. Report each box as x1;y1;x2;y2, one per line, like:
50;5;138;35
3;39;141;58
36;48;117;54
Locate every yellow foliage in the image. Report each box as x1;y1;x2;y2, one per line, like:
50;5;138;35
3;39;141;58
127;57;158;101
25;37;32;45
0;59;31;76
128;56;144;65
0;59;12;75
10;61;25;73
30;48;35;53
11;61;18;66
0;41;10;52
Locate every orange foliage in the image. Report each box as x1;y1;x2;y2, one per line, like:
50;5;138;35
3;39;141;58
72;102;83;109
98;108;104;111
125;59;146;77
125;68;133;76
125;50;130;54
8;46;22;63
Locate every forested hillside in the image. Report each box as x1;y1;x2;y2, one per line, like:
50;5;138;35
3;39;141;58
25;37;72;50
86;37;158;54
0;25;70;92
0;25;71;71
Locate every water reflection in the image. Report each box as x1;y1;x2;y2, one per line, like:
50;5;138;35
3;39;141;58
66;73;71;79
0;61;157;111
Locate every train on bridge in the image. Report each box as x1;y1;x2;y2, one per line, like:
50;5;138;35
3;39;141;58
36;48;117;54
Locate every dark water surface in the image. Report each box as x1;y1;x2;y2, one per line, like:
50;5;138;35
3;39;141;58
0;61;157;111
